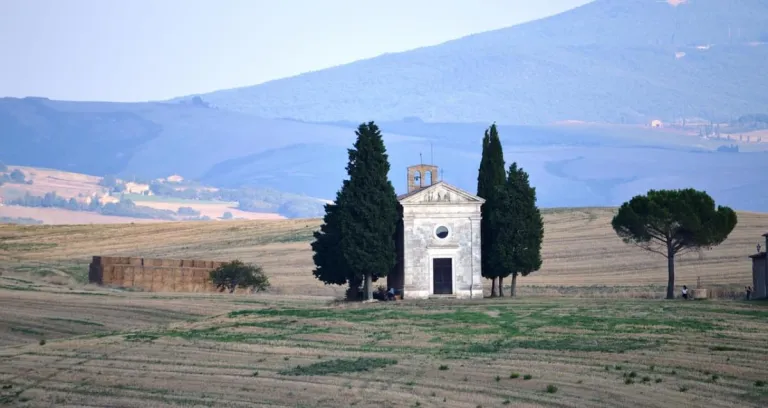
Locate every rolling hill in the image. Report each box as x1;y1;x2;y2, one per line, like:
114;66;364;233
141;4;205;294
3;0;768;215
180;0;768;124
2;96;768;213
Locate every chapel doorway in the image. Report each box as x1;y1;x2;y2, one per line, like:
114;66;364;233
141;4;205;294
432;258;453;295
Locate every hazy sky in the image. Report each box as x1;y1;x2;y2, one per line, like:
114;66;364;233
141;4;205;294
0;0;590;102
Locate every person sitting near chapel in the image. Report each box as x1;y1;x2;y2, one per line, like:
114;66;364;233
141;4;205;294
387;287;396;301
681;285;688;300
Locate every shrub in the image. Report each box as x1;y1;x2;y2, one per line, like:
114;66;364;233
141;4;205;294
545;384;558;393
438;365;449;371
221;211;233;220
177;206;201;216
9;169;25;183
209;260;270;293
755;380;766;387
523;374;533;380
510;372;520;379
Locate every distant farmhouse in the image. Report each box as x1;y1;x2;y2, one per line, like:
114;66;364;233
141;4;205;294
388;164;484;300
124;182;153;196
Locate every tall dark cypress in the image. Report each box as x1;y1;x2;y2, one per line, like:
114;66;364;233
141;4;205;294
490;163;544;297
337;121;400;301
476;123;507;296
311;187;350;287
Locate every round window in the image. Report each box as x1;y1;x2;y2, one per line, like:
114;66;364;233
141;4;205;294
435;226;449;239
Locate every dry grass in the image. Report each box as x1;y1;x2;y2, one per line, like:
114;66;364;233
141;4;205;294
0;206;168;225
128;200;284;220
0;166;107;200
1;207;767;406
0;291;766;407
1;208;765;298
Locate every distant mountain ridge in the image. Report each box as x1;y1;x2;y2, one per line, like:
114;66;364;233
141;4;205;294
178;0;768;124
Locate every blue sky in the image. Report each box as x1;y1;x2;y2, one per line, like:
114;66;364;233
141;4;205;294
0;0;590;102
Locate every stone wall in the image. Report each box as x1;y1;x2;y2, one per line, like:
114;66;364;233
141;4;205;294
89;256;225;292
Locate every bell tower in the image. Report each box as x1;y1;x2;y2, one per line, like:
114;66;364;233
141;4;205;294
407;164;439;193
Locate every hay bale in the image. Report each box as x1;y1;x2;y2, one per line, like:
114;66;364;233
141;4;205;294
102;266;115;285
691;288;708;299
122;266;135;286
133;266;147;290
112;266;126;284
115;257;132;265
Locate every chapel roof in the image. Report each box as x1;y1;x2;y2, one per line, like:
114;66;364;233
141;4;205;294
397;180;484;204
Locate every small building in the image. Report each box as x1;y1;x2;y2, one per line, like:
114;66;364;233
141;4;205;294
749;232;768;299
124;182;153;196
388;164;484;299
651;120;664;128
166;174;184;183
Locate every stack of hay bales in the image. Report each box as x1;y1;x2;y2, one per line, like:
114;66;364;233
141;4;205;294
89;256;225;293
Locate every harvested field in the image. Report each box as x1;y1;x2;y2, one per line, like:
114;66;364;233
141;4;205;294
0;289;766;407
124;200;285;220
0;166;107;200
0;206;167;225
1;208;766;297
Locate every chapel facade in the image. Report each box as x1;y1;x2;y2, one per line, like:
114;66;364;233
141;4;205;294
387;164;484;299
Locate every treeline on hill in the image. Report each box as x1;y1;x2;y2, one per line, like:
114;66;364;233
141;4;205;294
101;175;325;218
728;113;768;133
0;165;31;186
0;216;43;225
7;192;179;220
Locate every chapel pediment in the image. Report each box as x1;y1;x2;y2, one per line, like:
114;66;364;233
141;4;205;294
398;181;484;204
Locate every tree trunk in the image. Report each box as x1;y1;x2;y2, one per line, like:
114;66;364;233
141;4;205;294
666;242;675;300
498;276;505;297
364;273;373;301
490;278;497;297
511;273;518;297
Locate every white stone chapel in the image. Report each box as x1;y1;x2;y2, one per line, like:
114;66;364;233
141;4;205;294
387;164;484;299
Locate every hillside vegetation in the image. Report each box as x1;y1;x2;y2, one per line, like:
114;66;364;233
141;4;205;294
185;0;768;124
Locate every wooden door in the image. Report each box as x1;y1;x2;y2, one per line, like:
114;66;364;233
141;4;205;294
432;258;453;295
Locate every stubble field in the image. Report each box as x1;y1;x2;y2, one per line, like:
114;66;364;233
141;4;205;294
1;207;767;407
0;291;767;407
1;208;766;297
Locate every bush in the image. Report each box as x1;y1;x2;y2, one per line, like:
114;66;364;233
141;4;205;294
221;211;233;220
9;169;25;183
99;174;118;188
177;206;201;216
209;260;269;293
545;384;558;393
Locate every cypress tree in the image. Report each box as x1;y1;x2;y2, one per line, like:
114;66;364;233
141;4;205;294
476;123;506;296
311;187;350;287
337;121;399;301
490;163;544;297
